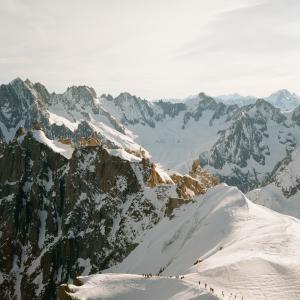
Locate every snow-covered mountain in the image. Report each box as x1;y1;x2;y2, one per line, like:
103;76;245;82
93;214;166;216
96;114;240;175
200;99;300;191
266;89;300;112
0;126;218;299
101;92;300;191
100;92;239;174
216;93;256;106
2;78;300;192
216;89;300;112
0;78;140;153
61;184;300;300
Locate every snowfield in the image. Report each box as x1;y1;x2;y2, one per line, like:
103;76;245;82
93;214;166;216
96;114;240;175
64;184;300;300
66;273;218;300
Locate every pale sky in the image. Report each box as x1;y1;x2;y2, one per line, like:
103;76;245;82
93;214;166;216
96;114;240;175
0;0;299;100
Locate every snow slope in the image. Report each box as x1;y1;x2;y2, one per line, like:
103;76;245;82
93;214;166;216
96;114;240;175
65;273;218;300
32;130;74;159
69;184;300;300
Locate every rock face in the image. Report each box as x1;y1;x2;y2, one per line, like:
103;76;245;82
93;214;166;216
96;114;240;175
101;92;238;130
200;99;299;191
171;160;219;200
0;129;217;300
247;146;300;219
0;78;128;146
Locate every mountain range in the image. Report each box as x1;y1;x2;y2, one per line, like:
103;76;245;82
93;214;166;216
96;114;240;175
1;78;300;299
216;89;300;111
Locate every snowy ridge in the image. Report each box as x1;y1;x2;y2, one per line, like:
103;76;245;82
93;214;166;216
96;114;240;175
32;130;74;159
63;184;300;300
63;273;218;300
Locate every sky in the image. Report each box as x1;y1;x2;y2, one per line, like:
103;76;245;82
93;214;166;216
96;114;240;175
0;0;300;100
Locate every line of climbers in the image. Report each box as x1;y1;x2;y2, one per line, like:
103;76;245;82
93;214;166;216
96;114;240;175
141;273;244;299
197;280;244;299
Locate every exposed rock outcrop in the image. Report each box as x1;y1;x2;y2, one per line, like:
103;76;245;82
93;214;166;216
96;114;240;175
171;160;219;200
0;131;218;300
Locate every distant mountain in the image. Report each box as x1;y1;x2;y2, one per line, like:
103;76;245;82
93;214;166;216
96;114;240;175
216;89;300;111
2;79;300;192
199;98;300;191
216;93;256;106
101;92;300;191
100;92;240;172
266;89;300;111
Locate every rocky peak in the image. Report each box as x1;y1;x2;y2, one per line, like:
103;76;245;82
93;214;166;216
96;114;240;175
167;159;219;201
197;93;217;108
154;100;187;118
182;93;221;128
266;89;300;111
100;93;114;101
8;77;37;105
254;98;286;123
231;98;286;124
33;82;50;103
0;79;48;140
112;93;157;127
64;86;97;106
268;89;294;100
255;98;275;110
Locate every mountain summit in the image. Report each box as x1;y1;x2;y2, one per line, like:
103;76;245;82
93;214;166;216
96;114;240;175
266;89;300;111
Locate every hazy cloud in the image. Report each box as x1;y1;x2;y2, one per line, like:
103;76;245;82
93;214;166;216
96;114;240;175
0;0;299;99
